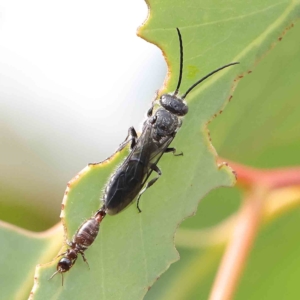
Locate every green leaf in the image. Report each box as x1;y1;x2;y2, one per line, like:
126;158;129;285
31;62;237;297
31;4;246;300
0;221;62;300
1;0;299;299
145;4;300;300
211;22;300;169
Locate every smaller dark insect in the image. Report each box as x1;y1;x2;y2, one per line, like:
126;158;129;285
49;209;106;285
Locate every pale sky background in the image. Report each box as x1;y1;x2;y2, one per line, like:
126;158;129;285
0;0;167;227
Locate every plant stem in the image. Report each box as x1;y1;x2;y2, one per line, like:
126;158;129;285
219;158;300;189
208;186;267;300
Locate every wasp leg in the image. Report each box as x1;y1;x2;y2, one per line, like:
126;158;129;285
54;251;67;259
136;164;162;213
89;127;137;166
79;251;90;270
117;126;138;151
147;90;159;117
165;147;183;156
147;106;154;117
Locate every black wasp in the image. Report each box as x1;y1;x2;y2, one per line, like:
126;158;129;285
92;28;239;215
50;209;106;285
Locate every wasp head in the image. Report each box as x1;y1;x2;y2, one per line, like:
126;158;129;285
159;94;188;116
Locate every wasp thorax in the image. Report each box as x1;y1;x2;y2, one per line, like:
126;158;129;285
66;248;78;259
152;108;179;140
159;94;188;117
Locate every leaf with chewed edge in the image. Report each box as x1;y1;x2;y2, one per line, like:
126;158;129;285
29;0;300;299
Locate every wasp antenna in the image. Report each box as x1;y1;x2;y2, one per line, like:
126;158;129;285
174;28;183;96
49;270;64;286
49;270;59;281
182;62;240;99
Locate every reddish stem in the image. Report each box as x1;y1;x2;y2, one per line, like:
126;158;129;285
219;158;300;189
209;187;266;300
209;159;300;300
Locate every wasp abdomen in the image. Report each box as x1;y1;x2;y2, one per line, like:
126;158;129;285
74;218;100;249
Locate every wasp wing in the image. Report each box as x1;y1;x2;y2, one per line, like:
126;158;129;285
139;127;177;187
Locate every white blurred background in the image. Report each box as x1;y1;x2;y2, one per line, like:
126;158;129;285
0;0;166;230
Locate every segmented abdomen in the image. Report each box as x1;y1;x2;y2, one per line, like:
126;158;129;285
74;218;100;249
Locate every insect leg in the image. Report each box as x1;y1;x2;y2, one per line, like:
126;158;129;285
89;127;137;166
54;251;67;259
117;126;138;151
79;251;90;270
165;147;183;156
136;164;162;213
147;106;154;117
147;90;159;117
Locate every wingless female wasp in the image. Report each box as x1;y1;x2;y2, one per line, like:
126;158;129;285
50;28;238;283
50;209;106;285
